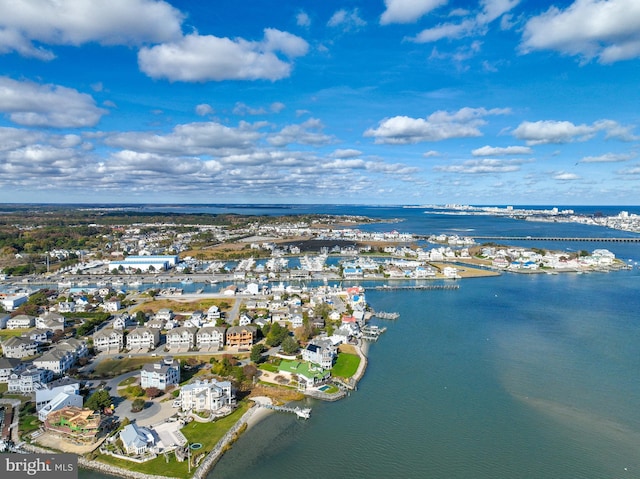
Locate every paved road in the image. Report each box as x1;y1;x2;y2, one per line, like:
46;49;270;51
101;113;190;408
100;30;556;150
96;370;178;427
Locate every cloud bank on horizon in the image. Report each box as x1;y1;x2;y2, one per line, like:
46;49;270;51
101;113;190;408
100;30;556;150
0;0;639;205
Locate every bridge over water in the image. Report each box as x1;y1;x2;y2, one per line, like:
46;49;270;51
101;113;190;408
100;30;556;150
462;236;640;243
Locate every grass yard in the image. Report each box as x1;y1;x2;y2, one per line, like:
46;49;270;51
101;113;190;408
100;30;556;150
93;401;250;477
258;363;279;373
331;352;360;379
92;357;156;377
18;402;40;439
131;298;235;314
0;329;30;339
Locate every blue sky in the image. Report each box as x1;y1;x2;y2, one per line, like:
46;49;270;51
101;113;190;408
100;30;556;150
0;0;639;205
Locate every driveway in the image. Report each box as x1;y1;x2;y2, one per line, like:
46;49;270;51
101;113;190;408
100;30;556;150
105;371;178;427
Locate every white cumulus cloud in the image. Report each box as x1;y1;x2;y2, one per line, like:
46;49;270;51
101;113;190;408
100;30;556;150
410;0;519;43
138;30;309;82
380;0;448;25
472;145;532;156
553;172;580;180
521;0;640;63
513;119;637;145
364;107;510;144
0;76;107;128
195;104;214;116
579;152;636;163
434;158;523;174
0;0;183;59
328;9;367;31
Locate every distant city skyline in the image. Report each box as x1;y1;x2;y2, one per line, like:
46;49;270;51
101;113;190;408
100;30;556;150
0;0;639;205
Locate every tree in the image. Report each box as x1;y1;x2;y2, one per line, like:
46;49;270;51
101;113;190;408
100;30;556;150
266;322;288;347
281;335;299;355
131;398;146;412
250;343;266;363
145;387;162;398
85;389;112;411
135;311;146;325
243;364;258;382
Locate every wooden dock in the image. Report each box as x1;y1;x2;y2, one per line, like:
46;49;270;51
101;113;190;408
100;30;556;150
260;404;311;419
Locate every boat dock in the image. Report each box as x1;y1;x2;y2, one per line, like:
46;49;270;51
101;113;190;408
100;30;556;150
373;311;400;319
260;403;311;419
362;324;387;341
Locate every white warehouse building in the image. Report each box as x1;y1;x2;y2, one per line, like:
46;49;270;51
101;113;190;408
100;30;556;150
108;255;179;272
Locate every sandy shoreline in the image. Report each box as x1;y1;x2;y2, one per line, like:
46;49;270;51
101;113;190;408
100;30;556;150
245;402;275;430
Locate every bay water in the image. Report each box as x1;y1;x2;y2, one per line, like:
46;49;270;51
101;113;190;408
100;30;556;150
79;205;640;479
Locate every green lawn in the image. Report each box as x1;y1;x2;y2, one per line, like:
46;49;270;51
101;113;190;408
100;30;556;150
18;403;40;439
331;352;360;378
92;357;156;377
258;363;279;373
118;376;138;387
0;329;29;339
93;401;250;477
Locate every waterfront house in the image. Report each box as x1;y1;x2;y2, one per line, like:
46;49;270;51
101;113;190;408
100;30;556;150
6;314;35;329
179;379;233;413
166;326;197;351
278;360;330;390
225;325;257;349
120;422;156;455
126;327;159;351
140;357;180;391
196;326;226;351
1;336;40;358
301;339;336;369
93;328;124;353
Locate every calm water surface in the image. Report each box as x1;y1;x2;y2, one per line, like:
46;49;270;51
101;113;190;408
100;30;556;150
202;271;640;479
79;205;640;479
